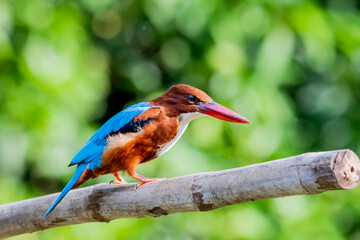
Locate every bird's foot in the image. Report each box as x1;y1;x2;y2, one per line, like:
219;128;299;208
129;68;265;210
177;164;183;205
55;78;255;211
110;180;128;184
110;172;127;184
135;177;166;188
131;173;165;189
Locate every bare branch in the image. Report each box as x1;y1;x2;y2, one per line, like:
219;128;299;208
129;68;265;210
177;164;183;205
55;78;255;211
1;149;359;238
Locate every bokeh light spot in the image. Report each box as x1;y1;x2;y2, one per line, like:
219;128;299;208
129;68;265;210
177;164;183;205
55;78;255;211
209;73;239;100
160;38;190;70
23;36;73;85
207;42;245;73
130;61;161;92
93;10;122;39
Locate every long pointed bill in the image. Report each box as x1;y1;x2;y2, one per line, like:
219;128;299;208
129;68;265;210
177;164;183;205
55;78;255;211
198;101;251;124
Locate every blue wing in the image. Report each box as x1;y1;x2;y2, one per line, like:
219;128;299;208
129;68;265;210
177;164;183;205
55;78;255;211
69;101;153;170
44;102;153;216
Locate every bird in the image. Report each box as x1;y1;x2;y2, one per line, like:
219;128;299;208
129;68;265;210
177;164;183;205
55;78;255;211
44;84;250;216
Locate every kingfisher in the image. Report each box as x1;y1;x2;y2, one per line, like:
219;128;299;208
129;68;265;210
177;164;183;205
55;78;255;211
44;84;250;216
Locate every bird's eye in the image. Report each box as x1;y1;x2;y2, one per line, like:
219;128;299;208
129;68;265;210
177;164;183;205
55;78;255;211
187;94;199;104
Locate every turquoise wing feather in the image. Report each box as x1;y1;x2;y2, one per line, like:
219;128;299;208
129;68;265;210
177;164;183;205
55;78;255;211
69;102;152;170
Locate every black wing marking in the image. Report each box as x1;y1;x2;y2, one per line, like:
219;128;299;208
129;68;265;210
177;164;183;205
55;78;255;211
106;117;156;138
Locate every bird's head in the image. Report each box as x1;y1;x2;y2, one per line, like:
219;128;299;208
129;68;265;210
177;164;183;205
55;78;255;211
151;84;250;124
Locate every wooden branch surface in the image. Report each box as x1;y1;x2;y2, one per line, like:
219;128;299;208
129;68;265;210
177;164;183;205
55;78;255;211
1;149;359;238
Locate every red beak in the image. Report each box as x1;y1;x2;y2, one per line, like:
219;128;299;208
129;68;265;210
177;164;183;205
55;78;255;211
198;101;251;124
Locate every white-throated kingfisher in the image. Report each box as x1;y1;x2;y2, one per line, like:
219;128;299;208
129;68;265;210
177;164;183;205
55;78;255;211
44;84;250;216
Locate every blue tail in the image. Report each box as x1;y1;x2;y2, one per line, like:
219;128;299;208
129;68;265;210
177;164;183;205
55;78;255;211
44;164;88;217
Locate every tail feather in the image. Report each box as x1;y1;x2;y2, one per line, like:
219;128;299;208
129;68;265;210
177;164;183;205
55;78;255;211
44;164;88;217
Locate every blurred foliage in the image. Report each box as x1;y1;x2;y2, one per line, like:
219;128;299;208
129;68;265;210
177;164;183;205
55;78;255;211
1;0;360;239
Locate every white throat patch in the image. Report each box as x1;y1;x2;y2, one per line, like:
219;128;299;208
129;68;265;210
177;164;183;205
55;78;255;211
156;112;203;157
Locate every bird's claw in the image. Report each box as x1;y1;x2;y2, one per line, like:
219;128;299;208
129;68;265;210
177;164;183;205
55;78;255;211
110;180;127;185
134;178;166;189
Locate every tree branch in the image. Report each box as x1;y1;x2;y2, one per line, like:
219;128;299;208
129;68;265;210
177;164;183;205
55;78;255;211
1;149;360;238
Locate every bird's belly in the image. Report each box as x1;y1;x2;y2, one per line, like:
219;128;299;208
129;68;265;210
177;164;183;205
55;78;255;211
100;131;159;173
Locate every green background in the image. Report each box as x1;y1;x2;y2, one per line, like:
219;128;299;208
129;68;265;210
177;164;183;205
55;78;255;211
1;0;360;239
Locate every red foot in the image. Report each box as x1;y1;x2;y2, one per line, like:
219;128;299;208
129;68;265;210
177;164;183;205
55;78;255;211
111;180;125;184
131;174;165;188
110;172;127;184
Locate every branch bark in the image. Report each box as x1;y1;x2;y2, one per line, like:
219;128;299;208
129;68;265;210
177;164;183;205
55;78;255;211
1;149;360;238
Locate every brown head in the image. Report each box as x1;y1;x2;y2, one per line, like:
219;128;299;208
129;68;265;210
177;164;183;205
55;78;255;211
150;84;250;123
